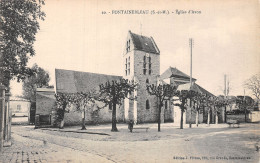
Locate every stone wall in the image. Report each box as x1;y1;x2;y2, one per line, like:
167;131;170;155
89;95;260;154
134;50;160;123
55;102;125;126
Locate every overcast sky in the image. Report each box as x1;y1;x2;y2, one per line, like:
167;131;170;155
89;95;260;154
10;0;260;97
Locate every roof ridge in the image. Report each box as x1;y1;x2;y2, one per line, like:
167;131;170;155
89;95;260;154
55;68;122;77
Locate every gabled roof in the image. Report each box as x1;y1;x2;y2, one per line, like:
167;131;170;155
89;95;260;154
10;97;30;102
160;66;196;81
55;69;122;94
36;92;56;100
195;84;215;97
177;83;215;97
36;88;55;92
129;31;160;54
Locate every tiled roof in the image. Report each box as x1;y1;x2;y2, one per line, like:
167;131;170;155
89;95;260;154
55;69;122;94
177;83;215;97
129;31;160;54
36;92;56;100
160;67;196;81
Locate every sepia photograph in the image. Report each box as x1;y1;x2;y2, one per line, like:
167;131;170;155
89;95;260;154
0;0;259;162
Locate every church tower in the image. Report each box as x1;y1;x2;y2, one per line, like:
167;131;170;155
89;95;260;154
123;30;160;123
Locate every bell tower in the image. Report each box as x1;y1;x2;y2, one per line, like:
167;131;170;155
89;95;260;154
123;30;160;123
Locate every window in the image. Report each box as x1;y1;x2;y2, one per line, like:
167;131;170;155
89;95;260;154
109;103;112;110
128;56;130;75
143;56;147;75
143;55;152;75
125;58;127;76
17;105;21;111
148;57;152;75
146;79;149;84
165;101;168;109
126;40;130;52
146;100;150;109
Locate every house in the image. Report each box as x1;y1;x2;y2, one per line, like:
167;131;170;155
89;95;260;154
9;97;30;124
37;30;216;127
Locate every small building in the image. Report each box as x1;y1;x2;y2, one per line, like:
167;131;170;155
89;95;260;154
35;88;55;127
9;97;30;124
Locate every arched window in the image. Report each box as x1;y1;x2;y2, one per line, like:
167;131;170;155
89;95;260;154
126;40;130;52
146;79;149;84
165;101;168;109
148;57;152;75
143;56;147;75
109;103;112;110
146;99;150;109
128;56;130;75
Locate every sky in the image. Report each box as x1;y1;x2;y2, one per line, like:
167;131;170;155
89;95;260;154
10;0;260;97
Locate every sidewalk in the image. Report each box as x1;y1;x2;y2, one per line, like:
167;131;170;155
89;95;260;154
0;132;113;163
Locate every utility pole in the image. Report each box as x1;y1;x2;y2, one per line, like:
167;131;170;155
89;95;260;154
244;89;246;122
140;23;142;36
189;38;193;128
224;74;227;123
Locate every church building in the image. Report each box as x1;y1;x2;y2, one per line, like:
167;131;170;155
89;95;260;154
35;30;216;126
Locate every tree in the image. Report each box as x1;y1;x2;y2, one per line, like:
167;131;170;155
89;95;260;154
54;93;73;129
173;90;197;129
70;92;96;130
147;84;178;131
205;96;214;126
98;79;137;132
192;93;207;127
54;91;98;129
0;0;45;90
22;64;51;102
236;96;254;122
244;73;260;101
211;96;229;124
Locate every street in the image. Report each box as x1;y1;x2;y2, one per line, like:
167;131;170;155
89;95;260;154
0;123;259;163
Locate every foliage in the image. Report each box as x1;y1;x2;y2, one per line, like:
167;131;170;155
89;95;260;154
54;93;73;117
54;92;97;119
97;79;137;131
0;0;45;89
208;96;229;115
22;64;51;102
147;84;178;106
173;90;198;108
236;96;254;111
97;79;137;105
69;92;96;111
190;92;206;111
147;84;178;131
244;73;260;100
172;90;198;129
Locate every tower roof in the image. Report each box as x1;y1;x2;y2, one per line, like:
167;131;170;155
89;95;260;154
129;30;160;54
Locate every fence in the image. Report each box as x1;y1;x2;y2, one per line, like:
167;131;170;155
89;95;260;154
0;84;12;152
